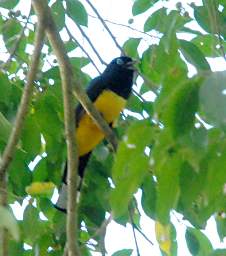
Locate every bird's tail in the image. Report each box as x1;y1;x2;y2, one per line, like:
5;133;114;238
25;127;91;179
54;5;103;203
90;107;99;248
54;152;91;213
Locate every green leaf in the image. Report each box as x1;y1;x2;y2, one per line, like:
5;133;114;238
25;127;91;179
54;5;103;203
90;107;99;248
21;114;41;158
144;8;167;32
216;214;226;241
178;162;205;209
66;0;88;26
112;249;133;256
8;149;32;197
161;78;200;138
70;57;90;69
132;0;158;15
199;71;226;127
0;72;12;105
185;227;213;256
0;0;19;8
123;38;141;58
0;206;19;241
204;142;226;210
156;154;181;224
209;249;226;256
179;40;210;71
2;18;22;51
0;112;11;144
191;34;226;57
141;175;157;219
111;120;152;217
52;0;65;30
22;205;43;243
194;5;226;39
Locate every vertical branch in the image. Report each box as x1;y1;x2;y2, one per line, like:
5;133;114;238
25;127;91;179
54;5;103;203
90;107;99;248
31;1;80;255
0;177;8;256
0;9;45;256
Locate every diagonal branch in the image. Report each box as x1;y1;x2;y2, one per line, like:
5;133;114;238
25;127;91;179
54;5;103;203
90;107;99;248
0;11;45;179
74;21;107;66
31;1;80;255
65;25;101;74
85;0;125;55
0;8;45;256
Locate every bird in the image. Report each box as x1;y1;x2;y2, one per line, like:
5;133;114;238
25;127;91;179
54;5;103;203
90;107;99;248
55;56;135;212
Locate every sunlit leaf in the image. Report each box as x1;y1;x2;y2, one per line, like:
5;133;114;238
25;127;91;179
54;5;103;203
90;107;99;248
26;182;55;196
66;0;88;26
155;222;171;255
123;38;141;58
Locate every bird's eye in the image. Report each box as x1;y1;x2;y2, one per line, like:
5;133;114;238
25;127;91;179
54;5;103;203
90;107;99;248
116;58;124;65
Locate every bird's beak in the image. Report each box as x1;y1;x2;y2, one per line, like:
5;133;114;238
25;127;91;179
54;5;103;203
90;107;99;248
125;59;140;70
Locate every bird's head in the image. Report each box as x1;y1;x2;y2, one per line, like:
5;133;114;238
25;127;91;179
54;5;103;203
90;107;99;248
104;56;137;79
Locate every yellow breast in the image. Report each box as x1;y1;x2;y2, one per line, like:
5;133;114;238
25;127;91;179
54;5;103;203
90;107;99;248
76;90;126;156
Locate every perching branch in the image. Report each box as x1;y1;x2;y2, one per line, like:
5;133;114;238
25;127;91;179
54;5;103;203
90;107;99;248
0;8;45;256
31;1;80;255
85;0;125;55
31;1;118;255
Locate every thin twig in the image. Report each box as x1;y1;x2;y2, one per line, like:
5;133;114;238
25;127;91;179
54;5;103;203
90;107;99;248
73;21;107;66
1;9;32;70
129;210;141;256
65;25;101;74
88;14;160;39
85;0;125;55
133;223;154;246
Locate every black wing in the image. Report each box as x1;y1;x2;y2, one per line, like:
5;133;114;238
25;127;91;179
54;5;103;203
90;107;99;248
75;76;107;126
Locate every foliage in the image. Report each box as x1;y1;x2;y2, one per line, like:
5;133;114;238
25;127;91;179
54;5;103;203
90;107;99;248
0;0;226;255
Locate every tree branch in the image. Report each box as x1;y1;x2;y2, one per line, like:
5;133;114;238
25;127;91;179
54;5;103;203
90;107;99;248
0;7;45;256
73;21;107;66
65;25;101;74
31;1;80;255
85;0;125;55
0;10;44;180
31;1;118;255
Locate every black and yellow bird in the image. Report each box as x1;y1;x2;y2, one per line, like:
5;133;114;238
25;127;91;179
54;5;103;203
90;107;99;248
55;56;135;212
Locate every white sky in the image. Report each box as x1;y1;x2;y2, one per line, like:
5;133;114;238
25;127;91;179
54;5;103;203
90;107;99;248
3;0;226;255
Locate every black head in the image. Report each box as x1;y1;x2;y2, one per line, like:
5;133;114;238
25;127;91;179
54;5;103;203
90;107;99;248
104;56;135;75
102;56;135;99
